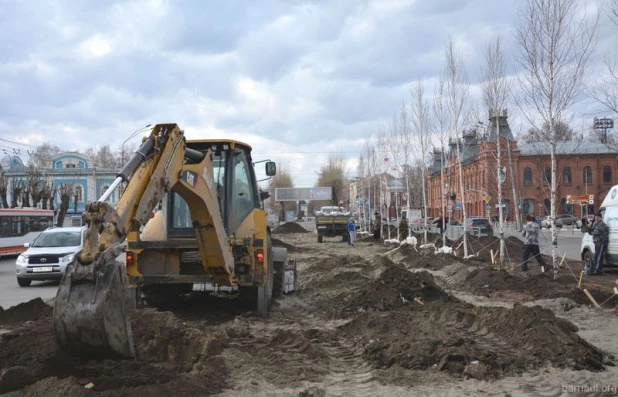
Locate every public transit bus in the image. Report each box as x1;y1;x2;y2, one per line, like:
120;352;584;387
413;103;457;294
0;208;55;257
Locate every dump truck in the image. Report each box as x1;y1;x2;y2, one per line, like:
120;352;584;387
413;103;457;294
53;123;293;358
315;205;351;243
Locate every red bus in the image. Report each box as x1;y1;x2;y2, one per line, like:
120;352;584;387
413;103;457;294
0;208;55;257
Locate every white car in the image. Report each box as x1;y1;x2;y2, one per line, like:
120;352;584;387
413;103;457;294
541;216;563;229
15;226;86;287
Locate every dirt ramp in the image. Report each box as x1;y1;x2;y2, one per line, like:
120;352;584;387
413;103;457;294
0;298;52;325
272;222;309;234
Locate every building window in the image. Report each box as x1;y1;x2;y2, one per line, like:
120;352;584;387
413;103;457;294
543;167;551;184
543;199;551;216
74;185;83;202
603;165;612;184
562;166;571;185
523;167;532;186
66;163;76;168
583;166;592;185
522;199;535;215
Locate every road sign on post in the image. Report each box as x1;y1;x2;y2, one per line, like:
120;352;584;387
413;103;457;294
483;195;491;203
485;203;491;211
455;202;461;211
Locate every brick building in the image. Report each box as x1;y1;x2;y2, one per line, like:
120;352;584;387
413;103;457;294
427;112;618;223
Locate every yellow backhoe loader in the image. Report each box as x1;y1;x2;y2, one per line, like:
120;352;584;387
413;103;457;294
53;123;288;358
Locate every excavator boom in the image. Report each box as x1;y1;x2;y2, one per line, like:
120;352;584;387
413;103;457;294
53;124;232;358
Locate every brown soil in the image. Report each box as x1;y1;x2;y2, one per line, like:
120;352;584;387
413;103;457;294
0;232;616;396
272;222;309;234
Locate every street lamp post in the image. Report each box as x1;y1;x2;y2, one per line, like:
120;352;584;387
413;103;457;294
593;117;614;144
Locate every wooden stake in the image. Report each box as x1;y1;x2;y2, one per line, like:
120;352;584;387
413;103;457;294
559;253;567;268
577;271;584;289
614;287;618;295
583;289;600;308
490;249;495;264
414;297;424;305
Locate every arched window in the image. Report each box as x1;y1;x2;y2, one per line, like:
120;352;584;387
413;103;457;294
523;167;532;186
543;167;551;184
603;165;612;184
583;166;592;185
74;185;83;202
562;166;572;184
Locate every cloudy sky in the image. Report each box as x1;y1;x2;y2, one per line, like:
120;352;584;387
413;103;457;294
0;0;615;187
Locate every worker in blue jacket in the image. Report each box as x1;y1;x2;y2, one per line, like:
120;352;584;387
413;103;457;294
347;217;356;247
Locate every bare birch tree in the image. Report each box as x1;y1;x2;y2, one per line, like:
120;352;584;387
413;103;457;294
481;37;510;266
377;127;391;240
433;73;451;247
410;80;432;245
445;38;470;257
398;101;414;237
515;0;598;272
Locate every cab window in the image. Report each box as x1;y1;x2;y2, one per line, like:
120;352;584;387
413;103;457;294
229;148;256;231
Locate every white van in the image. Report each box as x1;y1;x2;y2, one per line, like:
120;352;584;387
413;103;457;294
580;185;618;268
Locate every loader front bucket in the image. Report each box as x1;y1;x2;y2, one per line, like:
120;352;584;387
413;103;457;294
54;244;135;359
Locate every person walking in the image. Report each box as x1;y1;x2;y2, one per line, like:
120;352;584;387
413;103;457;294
372;211;381;241
398;215;409;241
347;217;357;247
586;212;609;275
521;214;548;272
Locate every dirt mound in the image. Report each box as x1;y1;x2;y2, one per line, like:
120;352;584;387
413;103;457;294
272;237;297;251
0;307;230;395
342;260;453;314
301;254;376;292
388;245;462;270
0;298;52;325
272;222;309;234
342;298;605;381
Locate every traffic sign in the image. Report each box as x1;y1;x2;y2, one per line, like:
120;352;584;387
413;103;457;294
485;203;491;211
455;202;461;211
483;195;491;203
566;194;594;205
447;204;453;211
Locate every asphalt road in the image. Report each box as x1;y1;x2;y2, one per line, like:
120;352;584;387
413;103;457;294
0;226;585;310
0;255;59;309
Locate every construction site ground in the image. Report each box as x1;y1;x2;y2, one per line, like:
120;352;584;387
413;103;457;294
1;224;618;396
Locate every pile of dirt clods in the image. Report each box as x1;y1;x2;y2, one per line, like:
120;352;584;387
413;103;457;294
0;303;230;396
306;256;608;382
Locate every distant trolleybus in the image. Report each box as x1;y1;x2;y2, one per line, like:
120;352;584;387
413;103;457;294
0;208;55;257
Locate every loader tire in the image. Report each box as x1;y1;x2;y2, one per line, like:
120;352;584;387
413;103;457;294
272;261;285;299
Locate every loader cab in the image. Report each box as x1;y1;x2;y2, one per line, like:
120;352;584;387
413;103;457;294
166;141;261;237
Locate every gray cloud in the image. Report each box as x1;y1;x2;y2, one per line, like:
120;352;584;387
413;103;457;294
0;0;615;187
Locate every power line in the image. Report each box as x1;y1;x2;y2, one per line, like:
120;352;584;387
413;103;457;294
0;138;37;148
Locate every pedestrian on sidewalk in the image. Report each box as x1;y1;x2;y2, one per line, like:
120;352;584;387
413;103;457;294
586;212;609;275
398;214;409;242
347;217;357;247
372;211;381;241
521;214;548;272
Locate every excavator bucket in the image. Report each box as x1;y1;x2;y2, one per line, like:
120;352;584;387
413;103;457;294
54;244;135;358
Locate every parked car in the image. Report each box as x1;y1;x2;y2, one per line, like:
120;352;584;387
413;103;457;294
541;216;563;229
413;217;435;225
15;226;87;287
463;217;493;236
556;214;582;227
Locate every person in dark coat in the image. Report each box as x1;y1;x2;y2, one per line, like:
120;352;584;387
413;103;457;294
398;215;409;241
372;211;381;241
586;212;609;275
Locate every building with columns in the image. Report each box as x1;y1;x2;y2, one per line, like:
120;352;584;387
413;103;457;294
427;111;617;223
1;152;118;217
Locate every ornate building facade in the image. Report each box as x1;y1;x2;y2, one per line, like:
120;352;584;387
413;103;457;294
427;112;617;222
1;152;118;217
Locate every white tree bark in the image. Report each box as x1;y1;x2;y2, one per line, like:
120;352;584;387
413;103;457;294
515;0;598;272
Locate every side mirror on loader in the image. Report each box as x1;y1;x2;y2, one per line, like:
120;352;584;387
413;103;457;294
265;161;277;176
